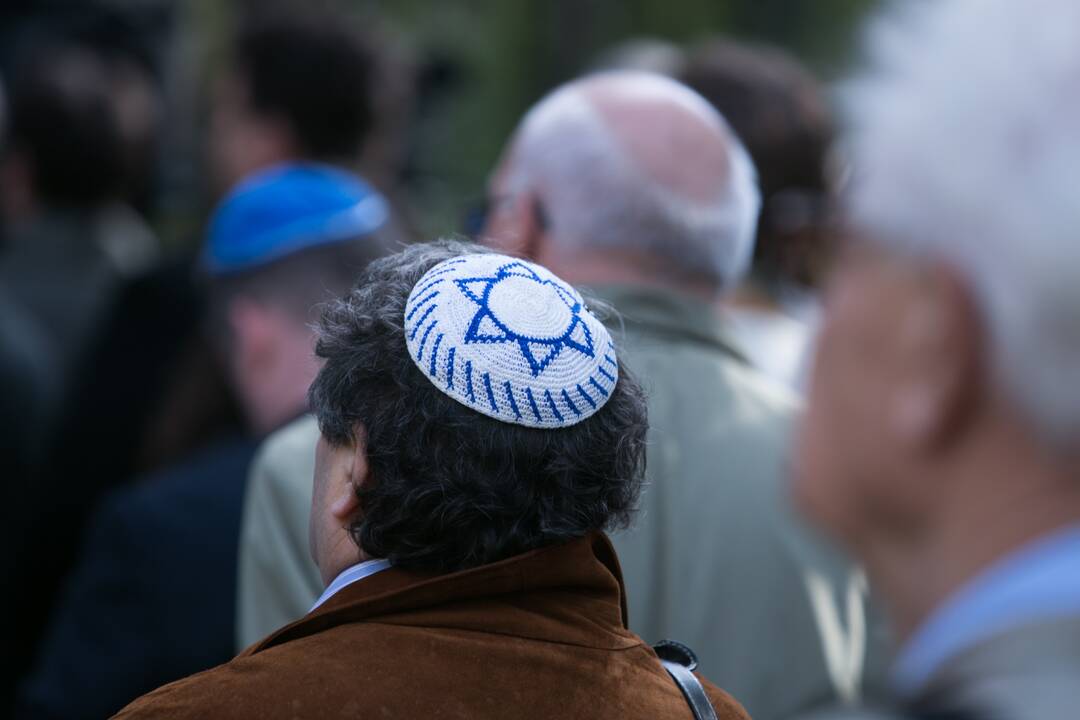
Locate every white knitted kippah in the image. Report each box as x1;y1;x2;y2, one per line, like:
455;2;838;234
404;253;618;428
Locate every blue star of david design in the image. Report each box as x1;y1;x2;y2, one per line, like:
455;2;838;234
454;261;595;377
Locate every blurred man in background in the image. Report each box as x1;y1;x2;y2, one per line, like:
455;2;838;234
1;6;400;711
236;413;325;647
0;33;159;428
483;69;885;720
795;0;1080;718
137;2;397;481
680;38;835;390
16;164;393;720
211;8;377;193
0;20;165;711
0;76;51;482
592;37;835;391
235;70;888;720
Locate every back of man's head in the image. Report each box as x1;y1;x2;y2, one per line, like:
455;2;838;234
308;240;648;575
680;39;834;290
497;71;759;293
202;163;396;433
231;6;375;163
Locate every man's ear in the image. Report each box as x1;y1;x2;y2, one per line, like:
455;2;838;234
889;263;981;451
483;190;546;260
328;437;368;522
517;192;548;262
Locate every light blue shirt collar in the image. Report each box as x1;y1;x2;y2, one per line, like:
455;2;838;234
310;558;393;612
893;523;1080;696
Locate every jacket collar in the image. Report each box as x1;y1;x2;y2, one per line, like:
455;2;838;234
584;284;749;364
910;615;1080;718
895;523;1080;697
249;532;638;655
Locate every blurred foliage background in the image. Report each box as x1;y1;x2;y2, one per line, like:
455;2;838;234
2;0;880;244
367;0;878;238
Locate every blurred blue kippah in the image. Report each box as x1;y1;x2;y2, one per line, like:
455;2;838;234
202;163;389;275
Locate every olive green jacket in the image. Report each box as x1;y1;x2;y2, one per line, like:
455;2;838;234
592;286;889;720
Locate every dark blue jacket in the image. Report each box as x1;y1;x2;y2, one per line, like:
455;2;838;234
16;437;259;720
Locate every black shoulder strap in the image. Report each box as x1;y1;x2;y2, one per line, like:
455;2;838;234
654;640;719;720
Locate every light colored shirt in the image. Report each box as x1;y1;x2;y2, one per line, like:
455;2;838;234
723;307;814;392
893;523;1080;696
237;416;325;650
589;285;889;720
310;558;392;612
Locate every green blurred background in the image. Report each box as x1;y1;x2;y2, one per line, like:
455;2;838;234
181;0;879;243
376;0;875;238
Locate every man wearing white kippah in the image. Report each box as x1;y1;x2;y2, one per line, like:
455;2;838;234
235;71;889;720
117;241;749;719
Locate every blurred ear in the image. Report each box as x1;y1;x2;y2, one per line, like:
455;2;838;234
482;184;546;260
888;263;981;453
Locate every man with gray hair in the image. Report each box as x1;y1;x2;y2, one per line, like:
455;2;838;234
481;69;888;719
487;71;760;291
793;1;1080;718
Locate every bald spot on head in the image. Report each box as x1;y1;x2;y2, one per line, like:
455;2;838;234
493;70;760;291
571;73;735;204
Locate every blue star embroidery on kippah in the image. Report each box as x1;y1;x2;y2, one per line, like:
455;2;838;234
455;261;595;377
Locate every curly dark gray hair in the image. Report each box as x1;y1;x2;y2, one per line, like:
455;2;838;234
308;239;648;573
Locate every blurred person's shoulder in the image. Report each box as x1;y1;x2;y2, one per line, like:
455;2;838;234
591;284;800;413
250;415;320;483
244;415;320;529
237;414;323;648
103;436;260;534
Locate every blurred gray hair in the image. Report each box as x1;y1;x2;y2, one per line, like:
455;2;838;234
847;0;1080;448
504;71;760;289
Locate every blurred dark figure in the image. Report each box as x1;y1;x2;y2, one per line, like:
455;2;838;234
481;71;887;720
4;4;403;714
16;164;396;720
0;75;51;478
0;37;160;420
140;2;404;478
680;39;834;388
0;286;51;474
211;5;378;192
0;23;167;711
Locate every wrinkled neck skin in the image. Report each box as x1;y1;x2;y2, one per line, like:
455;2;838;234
863;422;1080;643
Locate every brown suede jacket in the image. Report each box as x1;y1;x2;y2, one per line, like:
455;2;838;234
114;533;749;719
